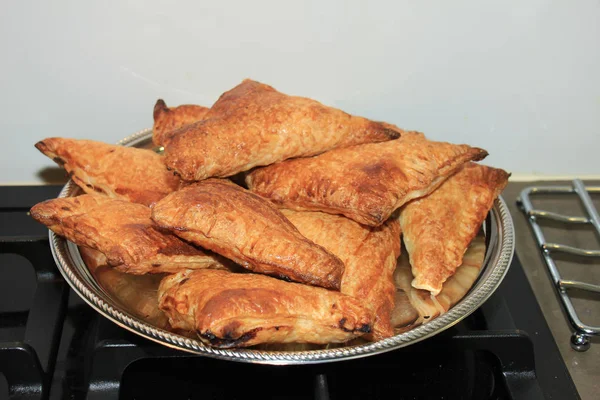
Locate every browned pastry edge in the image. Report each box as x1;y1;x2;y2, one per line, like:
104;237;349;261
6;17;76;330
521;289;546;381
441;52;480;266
400;162;509;295
35;137;181;207
30;194;227;275
162;79;403;181
281;209;401;341
246;135;488;226
151;179;345;289
394;235;486;326
158;269;373;348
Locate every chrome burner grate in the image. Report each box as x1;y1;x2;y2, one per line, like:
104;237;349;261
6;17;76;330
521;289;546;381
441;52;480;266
518;179;600;351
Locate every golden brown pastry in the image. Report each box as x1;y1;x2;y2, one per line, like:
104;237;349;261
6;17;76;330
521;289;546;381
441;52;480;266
151;179;345;289
152;99;210;147
30;194;227;274
399;163;509;295
435;235;486;311
281;209;401;341
394;235;486;325
247;133;488;226
35;138;180;207
163;79;402;181
77;245;108;273
158;269;373;348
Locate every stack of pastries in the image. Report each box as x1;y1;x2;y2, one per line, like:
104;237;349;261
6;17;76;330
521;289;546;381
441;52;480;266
30;79;509;349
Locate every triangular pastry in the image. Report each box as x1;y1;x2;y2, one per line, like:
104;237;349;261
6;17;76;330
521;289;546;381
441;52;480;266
281;209;401;340
247;133;488;226
394;235;486;324
163;79;402;180
399;163;509;294
158;269;373;348
35;138;180;207
151;179;345;290
30;194;227;274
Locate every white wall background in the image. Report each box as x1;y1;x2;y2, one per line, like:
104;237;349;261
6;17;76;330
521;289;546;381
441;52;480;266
1;0;599;184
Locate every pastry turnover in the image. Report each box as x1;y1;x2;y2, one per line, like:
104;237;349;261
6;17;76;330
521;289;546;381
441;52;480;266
394;235;486;325
281;209;401;341
163;79;402;181
152;99;209;147
399;163;509;295
30;194;227;275
35;138;180;207
247;133;488;226
158;269;373;348
151;179;345;290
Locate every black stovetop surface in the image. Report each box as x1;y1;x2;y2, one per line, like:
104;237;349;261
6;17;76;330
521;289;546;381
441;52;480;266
0;185;580;400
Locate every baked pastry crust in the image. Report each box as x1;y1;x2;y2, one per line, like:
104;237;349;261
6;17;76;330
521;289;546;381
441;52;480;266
152;99;209;147
30;194;226;274
394;235;486;324
163;79;402;180
35;138;180;207
399;163;509;294
158;269;373;348
151;179;345;289
281;209;401;340
247;133;488;226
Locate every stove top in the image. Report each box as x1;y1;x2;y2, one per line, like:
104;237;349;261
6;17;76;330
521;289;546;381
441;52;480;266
0;185;580;400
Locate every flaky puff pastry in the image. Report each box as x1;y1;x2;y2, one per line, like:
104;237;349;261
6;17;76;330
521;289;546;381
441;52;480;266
247;133;488;226
281;210;401;341
158;269;373;348
35;138;180;207
152;99;209;147
151;179;345;289
394;235;486;325
30;194;227;275
163;79;402;181
399;163;509;295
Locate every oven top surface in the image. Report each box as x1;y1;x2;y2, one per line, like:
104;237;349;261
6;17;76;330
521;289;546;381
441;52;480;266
1;182;594;399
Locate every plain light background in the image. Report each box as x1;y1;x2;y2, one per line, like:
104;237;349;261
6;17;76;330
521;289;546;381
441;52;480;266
1;0;599;184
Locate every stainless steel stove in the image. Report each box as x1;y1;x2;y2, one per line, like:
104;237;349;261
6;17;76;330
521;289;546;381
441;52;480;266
507;180;600;399
0;184;586;400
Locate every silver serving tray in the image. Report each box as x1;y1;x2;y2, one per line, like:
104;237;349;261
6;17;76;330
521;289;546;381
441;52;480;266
48;128;515;365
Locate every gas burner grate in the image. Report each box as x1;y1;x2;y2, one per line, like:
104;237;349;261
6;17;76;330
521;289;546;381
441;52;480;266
0;185;581;400
83;311;541;400
0;185;68;399
518;178;600;351
0;237;68;400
